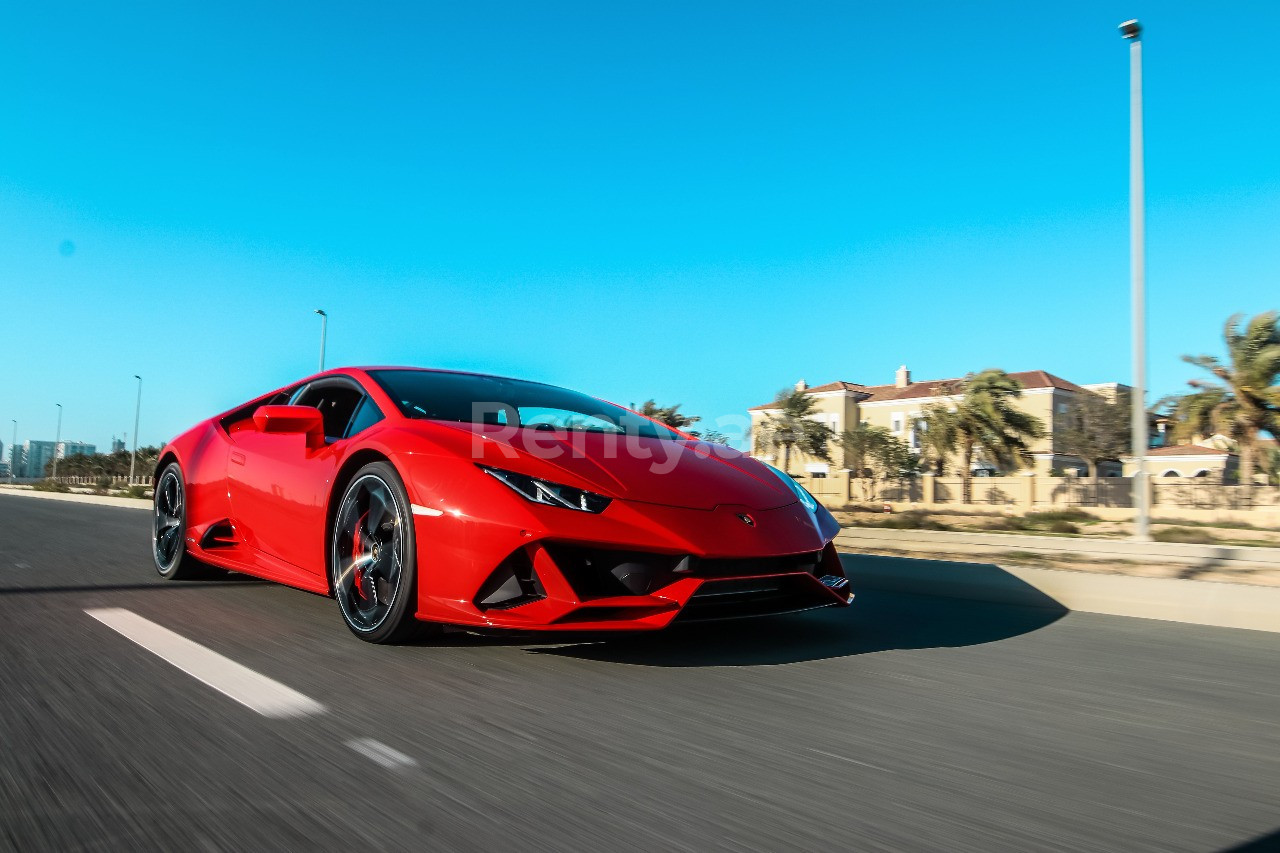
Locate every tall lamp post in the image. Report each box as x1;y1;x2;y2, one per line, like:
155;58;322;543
1120;19;1150;541
129;375;142;484
51;403;63;481
9;419;15;483
315;309;328;372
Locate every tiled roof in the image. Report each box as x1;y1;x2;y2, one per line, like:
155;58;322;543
860;370;1087;402
749;370;1087;411
1147;444;1231;457
747;381;868;411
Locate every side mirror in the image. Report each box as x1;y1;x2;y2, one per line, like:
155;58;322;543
252;405;325;449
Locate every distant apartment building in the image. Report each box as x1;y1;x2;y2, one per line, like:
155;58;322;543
17;441;56;478
749;366;1136;478
9;440;96;477
111;436;126;453
58;441;96;459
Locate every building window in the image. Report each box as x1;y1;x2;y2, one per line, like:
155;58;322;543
891;414;903;434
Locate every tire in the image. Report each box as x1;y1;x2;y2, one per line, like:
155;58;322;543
153;462;200;580
330;461;427;644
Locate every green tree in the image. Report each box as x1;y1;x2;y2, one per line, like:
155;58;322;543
753;388;835;474
947;370;1045;502
1059;389;1132;482
1260;444;1280;486
1171;311;1280;486
637;400;701;431
840;422;913;501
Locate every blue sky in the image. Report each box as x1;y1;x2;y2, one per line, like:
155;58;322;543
2;1;1278;453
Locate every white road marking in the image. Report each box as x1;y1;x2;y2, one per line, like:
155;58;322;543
85;608;325;719
410;504;443;516
347;738;418;770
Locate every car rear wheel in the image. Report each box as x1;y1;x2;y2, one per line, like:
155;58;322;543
331;462;426;644
153;462;200;579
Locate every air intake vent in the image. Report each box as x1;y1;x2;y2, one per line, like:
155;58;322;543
199;520;240;550
475;548;546;610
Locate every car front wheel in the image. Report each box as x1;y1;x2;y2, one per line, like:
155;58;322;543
330;462;426;644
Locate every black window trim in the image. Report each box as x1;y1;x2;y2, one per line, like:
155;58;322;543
288;376;377;442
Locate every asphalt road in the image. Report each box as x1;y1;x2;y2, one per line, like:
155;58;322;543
1;493;1278;853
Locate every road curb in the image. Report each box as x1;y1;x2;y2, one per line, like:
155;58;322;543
837;527;1280;566
0;487;150;511
839;551;1280;634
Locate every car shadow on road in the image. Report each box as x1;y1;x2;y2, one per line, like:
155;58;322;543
518;558;1069;667
0;574;269;597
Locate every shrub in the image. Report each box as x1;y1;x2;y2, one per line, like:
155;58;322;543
1025;509;1096;524
122;484;150;500
987;516;1034;531
1153;527;1219;544
860;510;951;531
1047;520;1080;534
31;479;71;493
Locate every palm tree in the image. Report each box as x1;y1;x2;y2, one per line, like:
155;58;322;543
948;370;1045;502
917;404;959;475
1172;311;1280;485
637;400;700;431
754;388;835;474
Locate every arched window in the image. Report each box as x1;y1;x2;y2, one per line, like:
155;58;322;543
1161;470;1181;477
1193;469;1210;478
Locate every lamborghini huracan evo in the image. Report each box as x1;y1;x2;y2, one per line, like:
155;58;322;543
152;367;852;642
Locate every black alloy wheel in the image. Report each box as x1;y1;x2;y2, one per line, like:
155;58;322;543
153;462;197;579
331;462;424;643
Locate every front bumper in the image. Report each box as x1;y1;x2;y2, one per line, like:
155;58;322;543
412;522;849;627
402;456;850;631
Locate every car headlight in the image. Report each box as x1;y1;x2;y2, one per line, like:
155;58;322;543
479;465;612;514
763;463;818;512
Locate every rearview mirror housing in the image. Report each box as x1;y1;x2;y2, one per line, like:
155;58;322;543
252;405;325;449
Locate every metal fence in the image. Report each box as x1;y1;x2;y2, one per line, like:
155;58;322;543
794;471;1280;512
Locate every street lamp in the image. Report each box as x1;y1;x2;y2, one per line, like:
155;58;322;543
1120;19;1150;541
129;375;142;484
315;309;328;372
9;419;15;483
51;403;63;481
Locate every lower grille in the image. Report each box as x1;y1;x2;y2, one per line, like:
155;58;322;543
545;543;827;600
687;551;822;578
675;575;837;622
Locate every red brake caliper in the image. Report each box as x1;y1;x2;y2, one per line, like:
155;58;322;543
352;511;368;600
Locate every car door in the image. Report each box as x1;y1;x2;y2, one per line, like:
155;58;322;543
227;378;365;577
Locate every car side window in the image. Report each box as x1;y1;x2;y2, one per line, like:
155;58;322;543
293;384;365;441
343;396;385;438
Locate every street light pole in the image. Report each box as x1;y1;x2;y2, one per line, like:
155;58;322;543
129;375;142;484
9;419;15;483
315;309;328;372
52;403;63;481
1120;19;1150;541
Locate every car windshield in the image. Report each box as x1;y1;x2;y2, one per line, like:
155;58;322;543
368;369;682;440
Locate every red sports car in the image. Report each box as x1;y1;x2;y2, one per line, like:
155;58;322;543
153;367;852;642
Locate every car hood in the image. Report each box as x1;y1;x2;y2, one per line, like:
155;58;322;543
434;423;798;511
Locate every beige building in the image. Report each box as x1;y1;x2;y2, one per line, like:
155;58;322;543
1124;444;1237;481
748;366;1127;478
